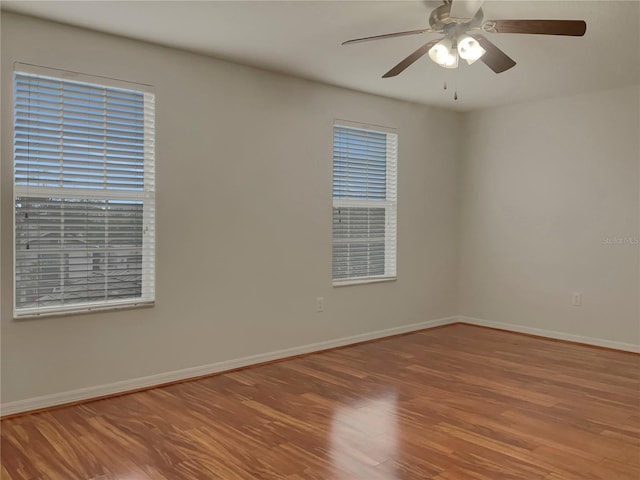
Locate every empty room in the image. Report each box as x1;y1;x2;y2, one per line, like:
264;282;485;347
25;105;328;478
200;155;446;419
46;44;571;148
1;1;639;479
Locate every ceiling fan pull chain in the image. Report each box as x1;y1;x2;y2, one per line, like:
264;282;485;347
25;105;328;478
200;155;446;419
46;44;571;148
444;81;447;90
454;90;458;101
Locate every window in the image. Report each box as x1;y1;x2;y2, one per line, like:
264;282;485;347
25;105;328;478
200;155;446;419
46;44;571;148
332;122;397;285
13;67;155;318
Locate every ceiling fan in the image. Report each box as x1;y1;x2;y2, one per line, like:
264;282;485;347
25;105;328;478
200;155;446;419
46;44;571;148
342;0;587;77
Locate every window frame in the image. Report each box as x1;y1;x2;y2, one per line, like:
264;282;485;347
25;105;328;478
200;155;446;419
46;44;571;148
332;120;398;287
12;64;156;319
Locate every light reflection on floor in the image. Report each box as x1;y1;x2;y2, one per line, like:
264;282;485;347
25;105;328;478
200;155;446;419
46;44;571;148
330;391;399;478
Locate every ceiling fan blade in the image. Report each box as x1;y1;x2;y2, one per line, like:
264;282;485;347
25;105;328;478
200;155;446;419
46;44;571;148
342;28;433;45
486;19;586;36
450;0;485;20
382;39;440;78
471;35;516;74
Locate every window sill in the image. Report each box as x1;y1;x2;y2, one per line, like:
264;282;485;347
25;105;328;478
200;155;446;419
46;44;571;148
14;300;155;320
333;277;397;287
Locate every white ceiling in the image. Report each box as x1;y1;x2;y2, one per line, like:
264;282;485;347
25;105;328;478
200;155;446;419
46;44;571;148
3;0;639;111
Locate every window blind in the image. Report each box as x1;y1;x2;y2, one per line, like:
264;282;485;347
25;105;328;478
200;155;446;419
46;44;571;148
13;71;155;317
332;124;397;283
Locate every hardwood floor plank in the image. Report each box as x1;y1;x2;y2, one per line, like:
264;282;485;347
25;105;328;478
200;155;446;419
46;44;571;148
2;324;638;479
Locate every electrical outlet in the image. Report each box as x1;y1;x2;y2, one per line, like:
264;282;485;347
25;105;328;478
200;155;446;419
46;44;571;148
316;297;324;313
572;292;582;306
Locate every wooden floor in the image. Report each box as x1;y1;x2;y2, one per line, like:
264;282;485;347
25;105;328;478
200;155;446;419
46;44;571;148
2;324;639;480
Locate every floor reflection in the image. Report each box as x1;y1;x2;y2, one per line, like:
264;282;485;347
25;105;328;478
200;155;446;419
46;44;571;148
330;391;399;478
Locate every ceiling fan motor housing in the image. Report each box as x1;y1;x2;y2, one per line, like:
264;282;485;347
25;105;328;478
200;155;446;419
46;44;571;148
429;3;485;33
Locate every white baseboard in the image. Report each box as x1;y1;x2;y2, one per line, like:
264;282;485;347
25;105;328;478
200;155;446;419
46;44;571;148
1;316;458;417
5;315;635;416
459;316;640;353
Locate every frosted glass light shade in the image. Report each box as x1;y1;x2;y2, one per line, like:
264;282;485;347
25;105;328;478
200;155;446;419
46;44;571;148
443;49;459;68
428;38;453;65
457;35;486;64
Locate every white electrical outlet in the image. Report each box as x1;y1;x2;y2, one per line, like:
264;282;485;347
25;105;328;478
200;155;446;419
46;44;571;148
572;292;582;306
316;297;324;312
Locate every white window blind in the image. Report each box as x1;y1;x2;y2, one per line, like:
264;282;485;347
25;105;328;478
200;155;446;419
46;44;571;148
13;70;155;318
332;123;397;285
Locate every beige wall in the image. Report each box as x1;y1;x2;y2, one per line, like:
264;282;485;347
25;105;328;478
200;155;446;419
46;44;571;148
458;86;640;346
1;13;461;404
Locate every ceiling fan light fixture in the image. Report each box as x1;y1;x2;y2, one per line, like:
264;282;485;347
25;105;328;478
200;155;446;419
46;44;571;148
443;49;459;69
457;35;486;64
428;37;454;66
